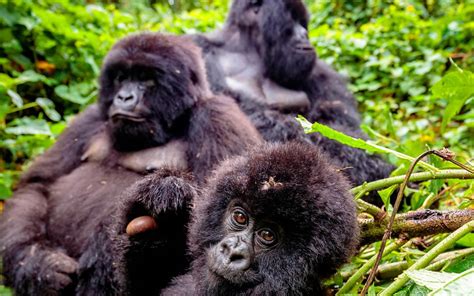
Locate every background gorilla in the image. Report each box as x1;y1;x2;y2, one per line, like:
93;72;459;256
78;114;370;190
162;142;359;295
193;0;395;202
0;33;261;295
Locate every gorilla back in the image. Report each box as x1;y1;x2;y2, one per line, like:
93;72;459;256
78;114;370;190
0;33;261;295
193;0;395;202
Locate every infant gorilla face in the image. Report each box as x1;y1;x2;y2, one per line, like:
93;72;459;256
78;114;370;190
208;201;280;285
163;143;359;295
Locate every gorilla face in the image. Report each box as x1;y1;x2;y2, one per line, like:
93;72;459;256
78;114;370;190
98;34;201;151
185;143;359;295
229;0;317;88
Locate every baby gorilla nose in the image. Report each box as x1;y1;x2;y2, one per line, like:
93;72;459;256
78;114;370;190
219;236;252;272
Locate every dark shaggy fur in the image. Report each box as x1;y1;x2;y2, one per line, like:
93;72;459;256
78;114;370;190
193;0;394;203
0;33;261;295
163;142;359;295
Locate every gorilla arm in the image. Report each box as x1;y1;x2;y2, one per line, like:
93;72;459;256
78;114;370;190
0;105;105;295
186;95;262;183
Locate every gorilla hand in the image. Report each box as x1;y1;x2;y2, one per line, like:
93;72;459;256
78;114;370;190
18;247;78;295
122;169;196;237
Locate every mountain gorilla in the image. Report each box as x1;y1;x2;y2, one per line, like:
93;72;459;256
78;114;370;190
0;33;261;295
163;142;359;295
193;0;395;201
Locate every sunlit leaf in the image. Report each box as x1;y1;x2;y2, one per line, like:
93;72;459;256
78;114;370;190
36;97;61;122
405;270;457;290
432;69;474;132
7;89;23;107
5;117;52;136
429;268;474;295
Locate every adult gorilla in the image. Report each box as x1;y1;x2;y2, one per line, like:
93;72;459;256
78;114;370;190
0;33;261;295
193;0;394;197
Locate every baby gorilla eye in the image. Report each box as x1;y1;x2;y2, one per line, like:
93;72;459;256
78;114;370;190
256;228;276;246
232;208;248;226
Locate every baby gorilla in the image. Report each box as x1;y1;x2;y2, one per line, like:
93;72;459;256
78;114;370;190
163;142;359;295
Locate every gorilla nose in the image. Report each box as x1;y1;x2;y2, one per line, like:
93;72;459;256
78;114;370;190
219;237;252;271
114;91;138;110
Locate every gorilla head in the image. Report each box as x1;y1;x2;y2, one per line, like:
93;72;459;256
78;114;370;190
226;0;317;88
99;33;210;151
163;143;359;295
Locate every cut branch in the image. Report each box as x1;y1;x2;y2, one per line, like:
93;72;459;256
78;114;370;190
360;209;474;245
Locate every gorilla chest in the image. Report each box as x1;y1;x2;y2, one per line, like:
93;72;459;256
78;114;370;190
82;132;189;174
216;50;310;113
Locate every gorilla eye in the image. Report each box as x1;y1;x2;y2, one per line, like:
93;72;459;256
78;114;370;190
257;228;276;245
232;208;248;226
250;0;262;5
250;0;263;13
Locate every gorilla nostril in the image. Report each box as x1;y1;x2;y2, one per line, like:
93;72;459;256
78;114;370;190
118;94;134;102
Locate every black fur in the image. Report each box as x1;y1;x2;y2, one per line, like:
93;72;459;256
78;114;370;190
163;142;359;295
0;33;261;295
193;0;394;203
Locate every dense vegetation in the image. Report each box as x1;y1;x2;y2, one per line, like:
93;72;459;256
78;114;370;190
0;0;473;294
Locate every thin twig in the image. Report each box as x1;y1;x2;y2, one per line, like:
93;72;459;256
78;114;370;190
360;149;474;296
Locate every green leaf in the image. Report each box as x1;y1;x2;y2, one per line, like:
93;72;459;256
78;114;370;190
54;83;97;105
377;185;397;209
405;270;457;290
394;282;431;296
456;233;474;248
296;116;438;172
7;89;23;107
36;98;61;122
445;254;474;273
429;268;474;296
5;117;52;136
431;70;474;132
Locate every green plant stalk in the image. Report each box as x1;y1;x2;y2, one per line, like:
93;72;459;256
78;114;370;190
426;247;474;271
380;220;474;296
356;199;385;218
336;241;405;295
351;169;474;196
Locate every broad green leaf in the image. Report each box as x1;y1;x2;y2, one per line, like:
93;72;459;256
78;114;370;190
394;282;431;296
429;268;474;296
405;270;456;290
456;233;474;248
444;254;474;273
377;185;397;209
5;117;52;136
296;116;438;172
15;70;53;86
36;98;61;122
7;89;23;107
55;83;97;105
431;70;474;132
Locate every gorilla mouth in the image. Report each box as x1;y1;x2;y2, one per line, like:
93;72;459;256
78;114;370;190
110;111;146;122
294;44;314;52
